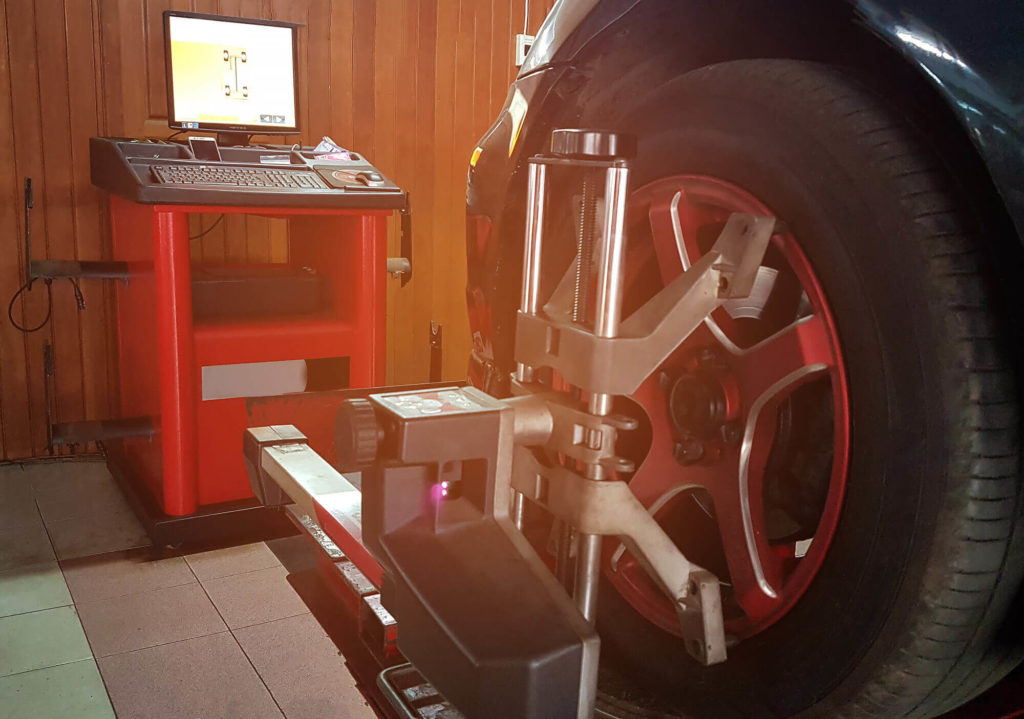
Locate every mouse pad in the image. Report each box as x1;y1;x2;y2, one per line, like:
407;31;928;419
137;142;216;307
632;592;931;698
312;163;402;191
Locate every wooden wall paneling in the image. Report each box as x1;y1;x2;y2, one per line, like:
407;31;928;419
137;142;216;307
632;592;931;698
266;0;308;141
36;0;87;438
223;213;247;262
193;214;228;263
491;0;512;109
383;0;408;382
407;0;430;384
0;0;564;460
351;0;376;161
327;0;354;149
373;0;399;381
188;221;201;261
530;0;556;37
67;0;116;430
97;0;125;135
268;218;287;263
440;0;476;381
91;0;122;440
471;0;492;141
303;0;332;144
429;0;456;383
145;0;185;121
244;215;271;263
406;0;436;385
113;0;150;136
191;0;220;17
7;0;55;457
0;0;31;459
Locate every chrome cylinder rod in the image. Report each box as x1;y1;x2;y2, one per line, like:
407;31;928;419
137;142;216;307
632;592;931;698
516;161;548;384
513;160;548;530
511;490;526;531
575;163;630;623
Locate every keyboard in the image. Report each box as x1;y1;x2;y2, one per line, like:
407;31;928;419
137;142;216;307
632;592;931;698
149;163;329;190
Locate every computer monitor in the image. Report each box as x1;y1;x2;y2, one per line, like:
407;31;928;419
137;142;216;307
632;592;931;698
163;11;300;138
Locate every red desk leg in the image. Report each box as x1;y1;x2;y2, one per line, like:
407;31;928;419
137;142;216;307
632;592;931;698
352;214;386;386
154;210;198;515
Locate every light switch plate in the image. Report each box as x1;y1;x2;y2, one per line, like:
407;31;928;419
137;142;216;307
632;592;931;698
515;33;535;67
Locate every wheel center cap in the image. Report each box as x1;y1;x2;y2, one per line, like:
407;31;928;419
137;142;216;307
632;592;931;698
668;371;728;438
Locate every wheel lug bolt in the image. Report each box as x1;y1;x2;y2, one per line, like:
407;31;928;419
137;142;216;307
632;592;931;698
720;421;742;446
674;439;705;465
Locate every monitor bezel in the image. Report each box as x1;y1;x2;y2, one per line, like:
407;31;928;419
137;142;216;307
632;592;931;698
163;10;302;136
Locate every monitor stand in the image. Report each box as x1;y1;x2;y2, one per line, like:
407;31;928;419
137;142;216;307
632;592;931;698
215;132;252;147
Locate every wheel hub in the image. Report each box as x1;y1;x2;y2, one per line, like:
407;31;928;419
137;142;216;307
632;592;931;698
667;369;727;439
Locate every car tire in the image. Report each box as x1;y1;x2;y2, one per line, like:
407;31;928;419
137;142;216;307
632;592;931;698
591;59;1024;719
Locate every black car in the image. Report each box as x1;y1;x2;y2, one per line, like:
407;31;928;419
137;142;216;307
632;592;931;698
465;1;1024;717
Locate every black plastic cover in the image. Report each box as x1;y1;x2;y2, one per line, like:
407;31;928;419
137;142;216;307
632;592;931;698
364;465;592;719
191;265;326;320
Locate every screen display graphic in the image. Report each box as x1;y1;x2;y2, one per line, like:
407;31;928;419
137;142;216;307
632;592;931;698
166;14;298;132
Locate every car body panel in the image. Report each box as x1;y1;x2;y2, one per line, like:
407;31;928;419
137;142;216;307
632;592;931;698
521;0;1024;237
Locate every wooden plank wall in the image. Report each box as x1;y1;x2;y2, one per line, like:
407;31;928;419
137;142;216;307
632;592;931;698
0;0;555;461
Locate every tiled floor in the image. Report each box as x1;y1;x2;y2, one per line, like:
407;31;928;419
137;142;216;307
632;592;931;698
0;459;378;719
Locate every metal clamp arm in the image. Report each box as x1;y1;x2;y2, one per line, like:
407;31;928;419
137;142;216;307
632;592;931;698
514;213;776;396
511;446;727;665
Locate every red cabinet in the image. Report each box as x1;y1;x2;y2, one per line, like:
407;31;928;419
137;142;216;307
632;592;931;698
106;197;389;518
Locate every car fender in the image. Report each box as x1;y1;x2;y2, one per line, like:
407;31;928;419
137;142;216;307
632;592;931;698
521;0;1024;241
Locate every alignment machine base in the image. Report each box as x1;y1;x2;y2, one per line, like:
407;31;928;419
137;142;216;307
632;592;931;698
242;129;780;717
245;387;599;719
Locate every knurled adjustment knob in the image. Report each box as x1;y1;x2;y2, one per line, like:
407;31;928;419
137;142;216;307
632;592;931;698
550;128;637;160
334;398;382;472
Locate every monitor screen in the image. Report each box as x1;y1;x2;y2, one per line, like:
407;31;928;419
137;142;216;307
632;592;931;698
164;12;300;135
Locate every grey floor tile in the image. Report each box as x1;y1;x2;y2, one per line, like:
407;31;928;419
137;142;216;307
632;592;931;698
62;550;195;603
235;613;375;719
0;520;55;573
0;659;115;719
203;565;308;629
185;541;281;581
76;581;226;657
0;606;92;677
0;465;38;531
0;562;72;618
29;460;125;526
46;505;149;561
97;632;284;719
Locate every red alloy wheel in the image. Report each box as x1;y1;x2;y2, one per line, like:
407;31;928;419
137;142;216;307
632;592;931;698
606;175;851;640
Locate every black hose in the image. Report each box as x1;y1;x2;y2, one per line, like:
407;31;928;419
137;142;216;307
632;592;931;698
8;278;53;333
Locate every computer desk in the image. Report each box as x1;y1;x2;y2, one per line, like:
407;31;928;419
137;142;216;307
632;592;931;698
90;138;407;545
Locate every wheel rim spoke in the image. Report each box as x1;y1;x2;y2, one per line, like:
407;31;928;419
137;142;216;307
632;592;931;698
705;448;786;614
728;315;834;402
645;188;714;277
627;379;788;616
647;192;685;283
